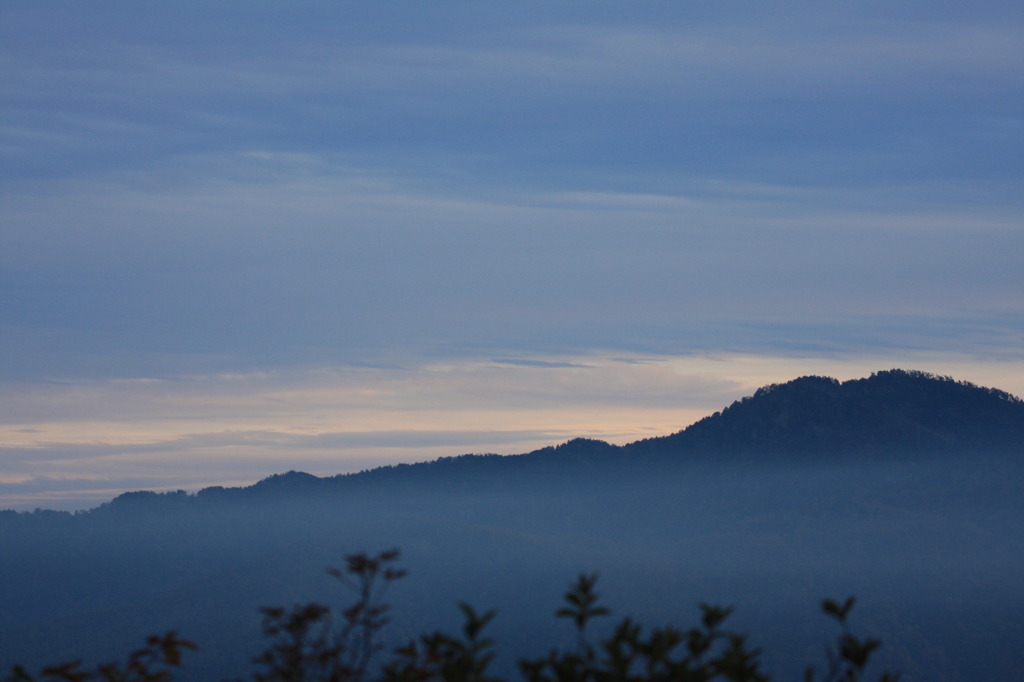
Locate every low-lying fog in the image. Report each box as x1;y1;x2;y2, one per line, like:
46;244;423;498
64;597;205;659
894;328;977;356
2;451;1021;681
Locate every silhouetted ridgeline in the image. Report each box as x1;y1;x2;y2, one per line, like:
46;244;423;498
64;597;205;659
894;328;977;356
95;368;1024;508
4;369;1021;520
630;368;1024;460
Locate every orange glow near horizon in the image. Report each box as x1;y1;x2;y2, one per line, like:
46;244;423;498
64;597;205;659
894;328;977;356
2;351;1022;511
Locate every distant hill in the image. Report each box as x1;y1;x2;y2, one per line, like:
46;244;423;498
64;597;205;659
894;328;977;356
70;368;1021;514
627;368;1024;461
4;368;1017;520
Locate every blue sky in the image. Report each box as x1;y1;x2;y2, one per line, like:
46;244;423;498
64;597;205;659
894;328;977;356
2;2;1022;510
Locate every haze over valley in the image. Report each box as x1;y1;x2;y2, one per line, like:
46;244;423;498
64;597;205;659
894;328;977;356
3;371;1022;681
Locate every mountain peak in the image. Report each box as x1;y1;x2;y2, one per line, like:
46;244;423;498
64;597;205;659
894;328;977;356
633;369;1024;460
49;369;1024;516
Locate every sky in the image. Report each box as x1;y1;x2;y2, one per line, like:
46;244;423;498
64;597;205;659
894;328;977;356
2;2;1022;511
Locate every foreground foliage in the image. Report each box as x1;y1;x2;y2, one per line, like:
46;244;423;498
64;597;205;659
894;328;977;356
3;551;897;682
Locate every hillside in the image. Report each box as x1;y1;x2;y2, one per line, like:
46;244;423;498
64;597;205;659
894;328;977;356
628;369;1024;460
47;369;1021;514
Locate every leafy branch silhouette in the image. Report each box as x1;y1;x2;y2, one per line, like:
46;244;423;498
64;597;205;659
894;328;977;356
4;551;897;682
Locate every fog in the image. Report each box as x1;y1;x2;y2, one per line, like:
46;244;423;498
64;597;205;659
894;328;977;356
2;450;1022;681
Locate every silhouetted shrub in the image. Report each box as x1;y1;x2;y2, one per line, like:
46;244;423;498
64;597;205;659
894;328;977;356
3;550;897;682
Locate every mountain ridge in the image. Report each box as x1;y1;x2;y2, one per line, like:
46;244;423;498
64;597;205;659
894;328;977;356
6;368;1022;517
111;369;1024;510
626;368;1024;460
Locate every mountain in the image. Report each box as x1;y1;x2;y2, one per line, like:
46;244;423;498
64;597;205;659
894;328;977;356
107;368;1023;509
27;368;1014;517
627;369;1024;460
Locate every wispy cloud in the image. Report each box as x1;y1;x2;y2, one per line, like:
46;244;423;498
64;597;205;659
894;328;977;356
0;2;1021;510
